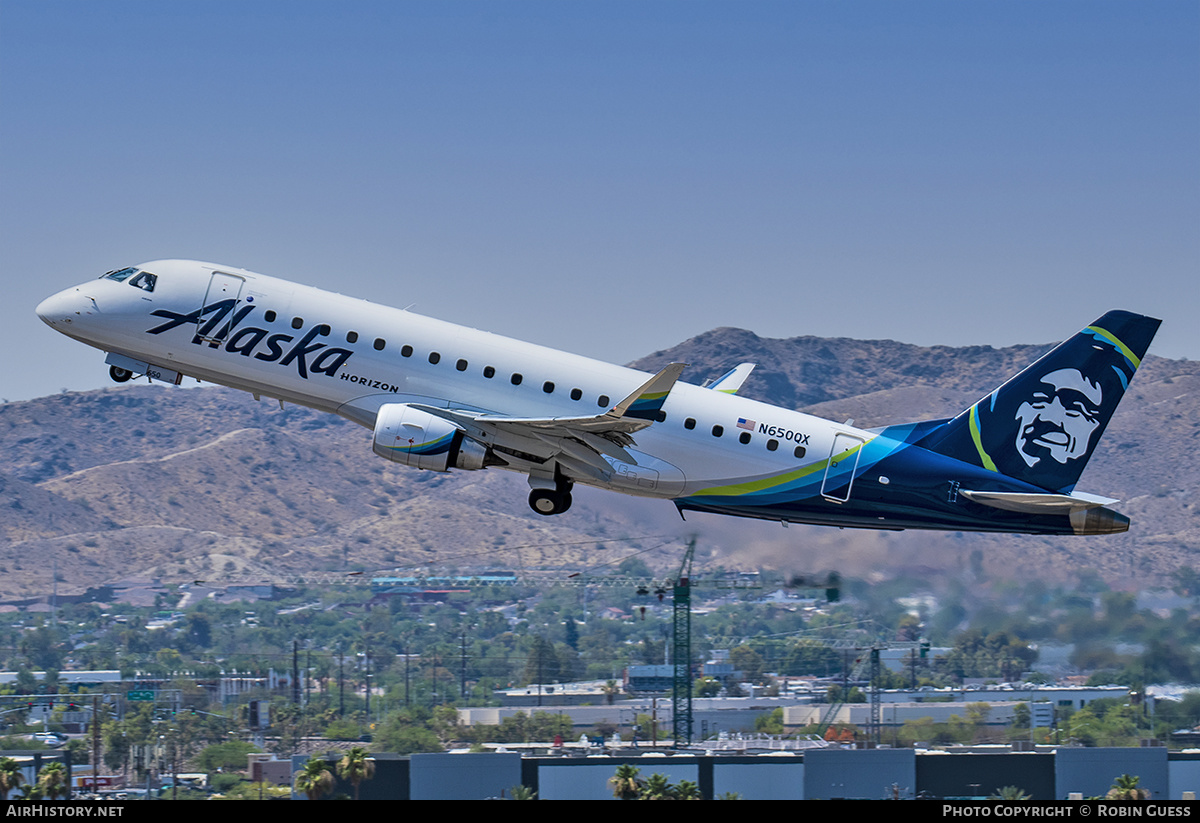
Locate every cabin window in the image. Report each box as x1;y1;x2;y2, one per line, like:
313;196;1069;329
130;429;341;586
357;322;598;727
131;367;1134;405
794;446;806;459
375;338;387;351
346;331;358;344
401;345;413;357
767;439;779;451
291;317;304;329
511;373;523;385
739;432;752;444
483;366;495;378
429;352;440;364
264;310;277;323
317;324;330;335
657;411;667;422
712;425;724;437
684;418;696;430
543;381;555;394
570;388;582;401
456;359;468;371
598;395;610;408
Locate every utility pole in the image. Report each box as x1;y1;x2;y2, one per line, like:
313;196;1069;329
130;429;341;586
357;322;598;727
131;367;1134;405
292;640;300;705
460;624;468;699
92;695;101;793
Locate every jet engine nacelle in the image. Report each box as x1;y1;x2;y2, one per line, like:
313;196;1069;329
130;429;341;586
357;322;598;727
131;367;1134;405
372;403;488;471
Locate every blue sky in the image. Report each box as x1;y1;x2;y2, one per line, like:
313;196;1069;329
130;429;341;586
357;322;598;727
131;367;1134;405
3;1;1197;402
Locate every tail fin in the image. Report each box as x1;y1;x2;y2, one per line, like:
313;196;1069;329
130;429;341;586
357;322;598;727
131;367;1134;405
916;310;1160;492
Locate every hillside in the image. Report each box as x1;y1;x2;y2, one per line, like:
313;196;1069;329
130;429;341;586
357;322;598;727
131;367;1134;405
0;328;1196;600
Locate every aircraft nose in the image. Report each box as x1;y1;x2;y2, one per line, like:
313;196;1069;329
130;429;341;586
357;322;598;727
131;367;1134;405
36;287;86;327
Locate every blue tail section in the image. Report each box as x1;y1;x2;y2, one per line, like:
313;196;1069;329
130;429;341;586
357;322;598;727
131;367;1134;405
913;310;1160;493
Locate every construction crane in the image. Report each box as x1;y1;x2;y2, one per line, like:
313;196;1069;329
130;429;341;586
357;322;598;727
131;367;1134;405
665;540;842;747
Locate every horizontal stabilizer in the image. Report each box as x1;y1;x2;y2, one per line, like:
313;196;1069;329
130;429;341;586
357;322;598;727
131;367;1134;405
960;489;1118;514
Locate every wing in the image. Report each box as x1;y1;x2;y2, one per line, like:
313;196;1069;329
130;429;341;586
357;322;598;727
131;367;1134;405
410;362;687;482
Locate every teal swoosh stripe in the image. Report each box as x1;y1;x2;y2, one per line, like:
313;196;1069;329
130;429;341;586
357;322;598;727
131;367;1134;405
681;435;905;507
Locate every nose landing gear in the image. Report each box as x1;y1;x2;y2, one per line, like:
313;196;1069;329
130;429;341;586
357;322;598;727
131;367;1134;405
109;366;134;383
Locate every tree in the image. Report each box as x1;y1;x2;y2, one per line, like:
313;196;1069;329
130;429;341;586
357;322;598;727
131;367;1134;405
640;772;674;800
729;645;766;684
373;711;443;755
0;757;25;800
990;786;1031;800
754;707;784;735
609;764;642;800
196;740;260;775
337;747;375;801
294;757;335;801
1107;774;1150;801
36;762;68;801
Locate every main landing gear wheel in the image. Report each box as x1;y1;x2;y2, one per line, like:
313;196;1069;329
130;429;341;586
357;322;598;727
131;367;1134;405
529;489;573;516
109;366;133;383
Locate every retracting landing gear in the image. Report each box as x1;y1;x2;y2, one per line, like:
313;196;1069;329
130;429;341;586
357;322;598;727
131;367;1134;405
108;366;133;383
528;478;574;516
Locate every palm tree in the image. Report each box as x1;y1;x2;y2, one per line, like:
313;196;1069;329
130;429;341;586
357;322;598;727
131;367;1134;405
508;784;537;800
294;757;335;801
609;764;642;800
990;785;1031;800
1107;774;1150;801
0;757;26;800
36;762;68;801
673;779;702;800
640;772;674;800
336;746;375;801
601;680;620;706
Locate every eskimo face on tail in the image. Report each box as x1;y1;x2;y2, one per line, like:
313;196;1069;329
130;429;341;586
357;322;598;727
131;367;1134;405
1014;368;1103;467
914;310;1161;495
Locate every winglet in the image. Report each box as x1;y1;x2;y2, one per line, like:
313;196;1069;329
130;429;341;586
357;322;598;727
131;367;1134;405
705;363;756;394
611;363;687;420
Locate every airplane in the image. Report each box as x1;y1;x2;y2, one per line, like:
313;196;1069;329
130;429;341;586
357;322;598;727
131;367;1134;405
36;260;1160;536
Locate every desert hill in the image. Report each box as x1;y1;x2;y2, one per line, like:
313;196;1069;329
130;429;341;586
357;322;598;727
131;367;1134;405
0;328;1196;600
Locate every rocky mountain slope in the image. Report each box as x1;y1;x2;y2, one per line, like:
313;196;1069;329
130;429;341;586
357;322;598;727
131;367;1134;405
1;329;1196;600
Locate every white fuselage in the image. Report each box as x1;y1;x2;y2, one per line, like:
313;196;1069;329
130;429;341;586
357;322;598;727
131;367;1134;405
36;260;866;504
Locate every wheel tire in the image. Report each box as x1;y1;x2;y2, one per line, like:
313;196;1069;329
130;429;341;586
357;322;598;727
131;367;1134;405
530;490;559;516
109;366;133;383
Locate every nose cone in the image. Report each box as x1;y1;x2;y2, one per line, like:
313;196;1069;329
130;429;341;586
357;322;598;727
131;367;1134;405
36;287;84;327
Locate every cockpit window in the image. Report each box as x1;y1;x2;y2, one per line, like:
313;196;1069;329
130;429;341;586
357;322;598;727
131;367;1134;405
100;267;157;292
129;271;157;292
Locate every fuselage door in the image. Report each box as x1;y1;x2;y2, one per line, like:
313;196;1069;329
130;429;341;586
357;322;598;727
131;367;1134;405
196;272;246;344
821;432;865;503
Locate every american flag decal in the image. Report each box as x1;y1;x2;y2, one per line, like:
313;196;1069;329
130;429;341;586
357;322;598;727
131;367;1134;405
737;418;756;431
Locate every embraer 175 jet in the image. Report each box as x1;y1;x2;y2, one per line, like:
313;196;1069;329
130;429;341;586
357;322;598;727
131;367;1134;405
37;260;1160;536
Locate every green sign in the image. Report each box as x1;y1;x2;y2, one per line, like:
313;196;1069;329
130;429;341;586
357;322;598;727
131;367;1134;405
127;690;155;701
